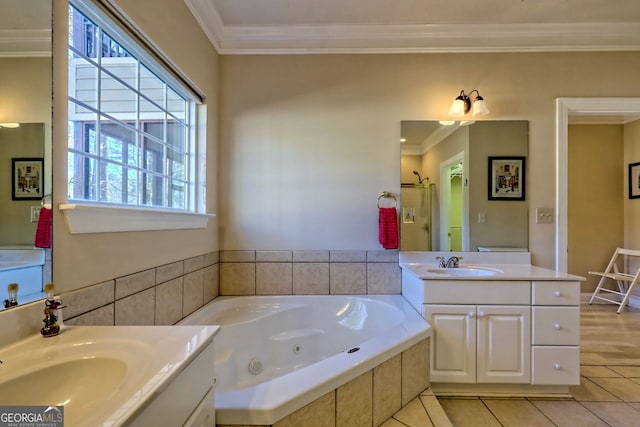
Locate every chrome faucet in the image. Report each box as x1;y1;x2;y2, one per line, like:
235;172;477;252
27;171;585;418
446;256;462;268
435;256;446;268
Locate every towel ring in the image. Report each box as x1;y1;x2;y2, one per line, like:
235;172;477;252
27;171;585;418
377;191;397;208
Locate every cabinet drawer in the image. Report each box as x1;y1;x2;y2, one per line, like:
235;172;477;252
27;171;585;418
532;307;580;345
531;346;580;385
532;281;580;305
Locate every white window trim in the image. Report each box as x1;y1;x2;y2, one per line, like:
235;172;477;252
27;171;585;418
59;203;213;234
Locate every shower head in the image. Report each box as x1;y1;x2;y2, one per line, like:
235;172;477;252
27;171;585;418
412;171;428;184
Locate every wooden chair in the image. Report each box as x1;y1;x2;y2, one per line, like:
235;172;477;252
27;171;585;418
589;248;640;314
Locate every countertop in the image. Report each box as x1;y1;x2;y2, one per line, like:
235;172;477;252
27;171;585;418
401;263;585;281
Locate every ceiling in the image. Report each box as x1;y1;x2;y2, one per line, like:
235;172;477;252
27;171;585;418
0;0;51;57
184;0;640;54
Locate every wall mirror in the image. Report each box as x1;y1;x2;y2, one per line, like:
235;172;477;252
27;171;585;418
0;0;52;309
400;120;529;252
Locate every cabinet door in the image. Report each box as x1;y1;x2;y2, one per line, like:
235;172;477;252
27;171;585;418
477;305;531;384
424;305;476;383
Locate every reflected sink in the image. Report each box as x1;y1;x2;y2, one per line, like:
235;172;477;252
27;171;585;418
424;266;503;277
0;325;217;426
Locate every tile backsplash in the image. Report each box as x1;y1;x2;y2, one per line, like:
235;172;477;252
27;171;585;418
1;249;401;331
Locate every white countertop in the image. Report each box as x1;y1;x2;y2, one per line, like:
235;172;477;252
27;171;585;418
401;263;585;281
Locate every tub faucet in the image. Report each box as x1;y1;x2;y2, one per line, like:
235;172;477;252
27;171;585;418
446;256;462;268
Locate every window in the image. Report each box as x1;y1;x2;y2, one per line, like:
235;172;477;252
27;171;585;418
67;3;197;212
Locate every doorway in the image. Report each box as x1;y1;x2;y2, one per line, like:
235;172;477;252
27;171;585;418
440;152;467;251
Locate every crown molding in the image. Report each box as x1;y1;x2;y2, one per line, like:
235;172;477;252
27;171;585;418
182;2;640;55
0;29;51;57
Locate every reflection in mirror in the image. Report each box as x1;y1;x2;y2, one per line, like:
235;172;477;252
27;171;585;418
401;121;528;252
0;0;52;309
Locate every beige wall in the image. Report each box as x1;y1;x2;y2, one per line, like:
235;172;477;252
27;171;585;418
219;52;640;270
568;125;624;291
625;120;640;253
51;0;219;291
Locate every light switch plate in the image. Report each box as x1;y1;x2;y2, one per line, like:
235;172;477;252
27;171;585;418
536;207;554;224
30;206;41;223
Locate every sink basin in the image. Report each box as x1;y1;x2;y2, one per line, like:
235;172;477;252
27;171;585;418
424;266;503;277
0;325;217;426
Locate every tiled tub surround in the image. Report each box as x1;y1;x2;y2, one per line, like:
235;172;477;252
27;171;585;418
179;294;430;425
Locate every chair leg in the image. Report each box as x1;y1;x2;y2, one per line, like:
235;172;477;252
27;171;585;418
589;277;608;304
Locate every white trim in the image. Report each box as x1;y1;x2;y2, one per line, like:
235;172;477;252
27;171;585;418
59;203;213;234
0;29;51;57
180;4;640;55
556;97;640;272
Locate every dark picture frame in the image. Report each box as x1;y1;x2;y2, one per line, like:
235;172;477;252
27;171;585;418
488;156;525;201
629;162;640;199
12;157;44;200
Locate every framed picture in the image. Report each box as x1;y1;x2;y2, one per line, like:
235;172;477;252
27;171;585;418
12;158;44;200
629;162;640;199
488;156;525;201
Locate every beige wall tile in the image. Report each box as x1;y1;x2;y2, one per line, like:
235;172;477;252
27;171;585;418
61;280;114;319
203;264;219;303
293;250;329;262
373;354;402;426
274;391;335;427
220;263;256;295
330;263;366;294
220;250;255;262
155;277;183;325
256;251;293;262
115;288;155;325
367;250;399;263
183;269;204;316
256;263;293;295
64;304;114;326
184;255;205;273
402;339;430;406
330;250;366;262
115;269;155;299
293;263;329;294
204;251;219;266
336;371;373;427
367;263;401;294
156;261;184;284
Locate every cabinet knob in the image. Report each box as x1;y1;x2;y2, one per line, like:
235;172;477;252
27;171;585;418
554;363;562;370
554;291;561;297
554;323;562;330
478;311;486;318
469;311;476;318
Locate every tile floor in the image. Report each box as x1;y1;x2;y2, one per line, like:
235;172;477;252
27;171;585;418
382;302;640;427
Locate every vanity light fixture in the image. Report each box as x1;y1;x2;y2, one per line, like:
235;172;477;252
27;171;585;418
448;89;489;117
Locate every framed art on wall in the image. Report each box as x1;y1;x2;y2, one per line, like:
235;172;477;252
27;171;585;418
12;157;44;200
629;162;640;199
488;156;525;201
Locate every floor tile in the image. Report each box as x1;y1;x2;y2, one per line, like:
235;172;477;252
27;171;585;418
438;398;501;427
581;365;623;378
482;398;556;426
529;400;609;427
419;393;453;427
380;417;406;427
392;396;433;427
581;401;640;427
589;377;640;402
607;365;640;378
570;377;621;402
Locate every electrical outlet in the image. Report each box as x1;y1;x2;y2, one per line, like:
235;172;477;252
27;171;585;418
30;206;41;223
536;207;554;224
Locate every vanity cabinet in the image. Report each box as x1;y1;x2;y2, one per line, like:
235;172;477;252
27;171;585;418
425;304;530;384
402;268;581;392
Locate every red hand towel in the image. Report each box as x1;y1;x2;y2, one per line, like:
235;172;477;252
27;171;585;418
378;207;398;250
35;207;52;248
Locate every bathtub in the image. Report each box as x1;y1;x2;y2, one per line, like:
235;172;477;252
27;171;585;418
179;294;431;425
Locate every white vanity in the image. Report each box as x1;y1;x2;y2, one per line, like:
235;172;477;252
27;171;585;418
401;251;584;396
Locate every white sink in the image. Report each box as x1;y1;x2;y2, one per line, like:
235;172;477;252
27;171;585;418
424;266;503;277
0;325;217;426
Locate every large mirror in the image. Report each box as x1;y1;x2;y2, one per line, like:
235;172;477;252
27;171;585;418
0;1;52;308
400;120;528;252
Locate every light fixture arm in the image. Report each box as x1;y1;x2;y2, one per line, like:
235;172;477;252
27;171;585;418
449;89;489;117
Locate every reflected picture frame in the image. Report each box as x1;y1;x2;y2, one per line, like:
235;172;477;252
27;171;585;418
12;157;44;200
629;162;640;199
488;156;525;201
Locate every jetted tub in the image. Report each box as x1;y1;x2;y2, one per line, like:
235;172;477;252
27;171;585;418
179;294;431;425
